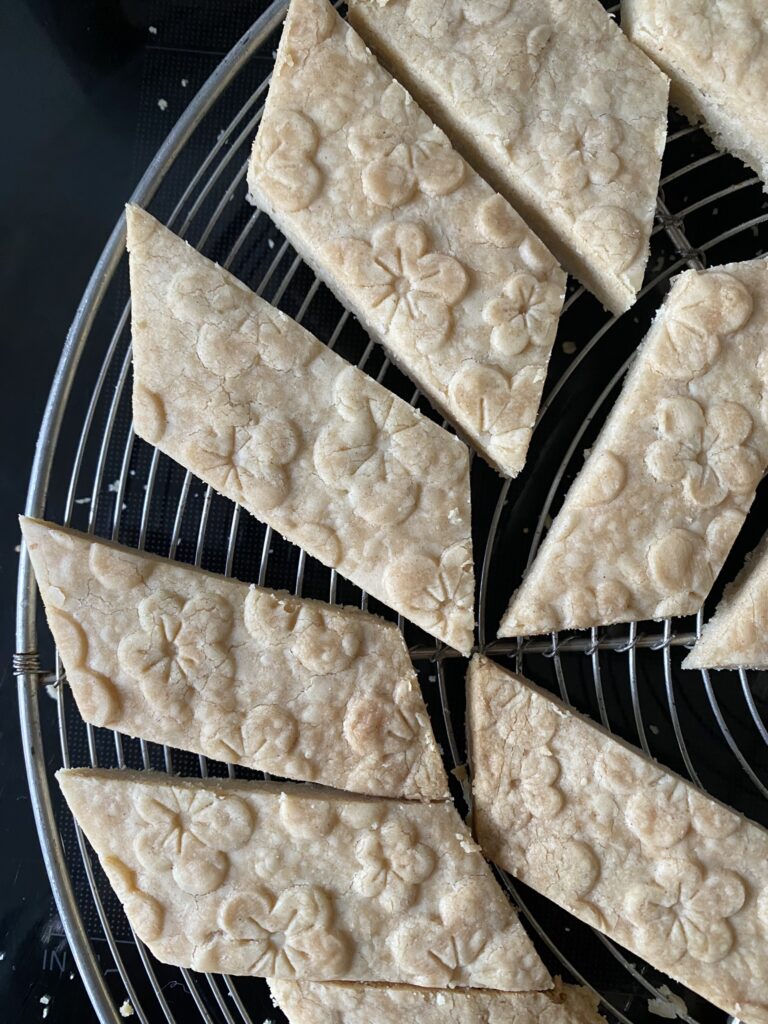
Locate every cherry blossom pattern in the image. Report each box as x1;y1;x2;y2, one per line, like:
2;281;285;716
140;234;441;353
252;110;322;212
326;222;468;355
448;363;544;465
650;271;754;381
193;414;300;510
117;590;234;722
625;860;746;965
134;787;254;896
293;608;362;674
343;682;421;764
313;368;423;527
192;885;351;977
199;705;300;768
482;272;562;357
624;781;692;849
348;81;464;209
542;117;623;193
383;542;473;642
645;397;762;508
353;819;436;911
476;194;556;277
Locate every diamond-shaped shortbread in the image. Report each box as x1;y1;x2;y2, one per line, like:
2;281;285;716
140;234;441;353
58;770;551;990
469;655;768;1024
127;205;475;653
247;0;566;478
269;977;605;1024
500;259;768;637
348;0;669;315
21;517;448;800
684;531;768;671
624;0;768;188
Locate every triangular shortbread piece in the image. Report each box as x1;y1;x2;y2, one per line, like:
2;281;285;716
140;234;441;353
624;0;768;188
468;656;768;1024
269;977;604;1024
21;517;447;800
500;259;768;637
247;0;566;478
58;770;551;990
684;532;768;671
127;205;475;653
348;0;669;315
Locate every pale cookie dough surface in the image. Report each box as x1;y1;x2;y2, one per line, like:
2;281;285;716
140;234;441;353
684;531;768;671
624;0;768;188
468;656;768;1024
500;259;768;637
348;0;669;315
247;0;566;478
58;770;551;990
20;517;448;800
127;205;475;653
269;976;604;1024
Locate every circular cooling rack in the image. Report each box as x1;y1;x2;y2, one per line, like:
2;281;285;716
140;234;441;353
15;3;768;1022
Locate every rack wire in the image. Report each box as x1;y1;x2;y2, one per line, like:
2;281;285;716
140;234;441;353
14;2;768;1022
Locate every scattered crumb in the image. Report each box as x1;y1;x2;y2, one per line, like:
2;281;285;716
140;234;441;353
267;238;275;249
181;78;189;88
450;764;468;785
119;1000;135;1018
148;25;157;35
74;496;91;505
436;993;446;1006
562;340;577;355
44;683;58;702
68;972;74;980
649;724;660;735
157;98;168;111
107;478;120;493
40;996;50;1006
0;951;5;961
522;527;530;534
456;832;481;854
14;544;20;553
648;985;688;1019
42;1010;49;1020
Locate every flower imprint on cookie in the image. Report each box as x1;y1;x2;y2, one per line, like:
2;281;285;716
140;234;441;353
543;117;623;193
104;857;165;942
353;819;436;911
625;859;746;965
292;608;362;673
646;528;712;614
646;397;762;507
343;682;421;760
650;271;754;380
514;749;564;820
200;705;300;767
314;369;423;526
134;787;254;895
476;195;556;275
349;82;464;209
449;363;544;458
383;542;472;638
625;782;691;849
253;109;322;212
389;878;512;986
167;266;245;326
194;414;300;509
482;273;562;357
47;609;121;726
117;591;234;722
194;885;351;977
327;222;468;354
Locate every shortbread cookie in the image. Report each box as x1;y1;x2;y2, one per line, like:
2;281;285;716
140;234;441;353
624;0;768;187
269;977;604;1024
500;259;768;636
127;205;475;653
20;517;447;800
247;0;566;478
58;770;551;990
684;532;768;671
469;656;768;1024
348;0;669;315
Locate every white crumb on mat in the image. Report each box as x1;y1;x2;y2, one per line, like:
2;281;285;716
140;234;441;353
157;98;168;111
562;340;577;354
119;999;135;1018
39;996;50;1005
267;238;275;249
181;78;189;88
148;25;157;35
14;545;20;553
649;724;660;735
107;479;120;493
74;496;91;505
42;1010;49;1020
648;985;688;1018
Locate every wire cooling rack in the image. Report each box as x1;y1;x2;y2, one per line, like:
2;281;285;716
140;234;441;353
14;2;768;1022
